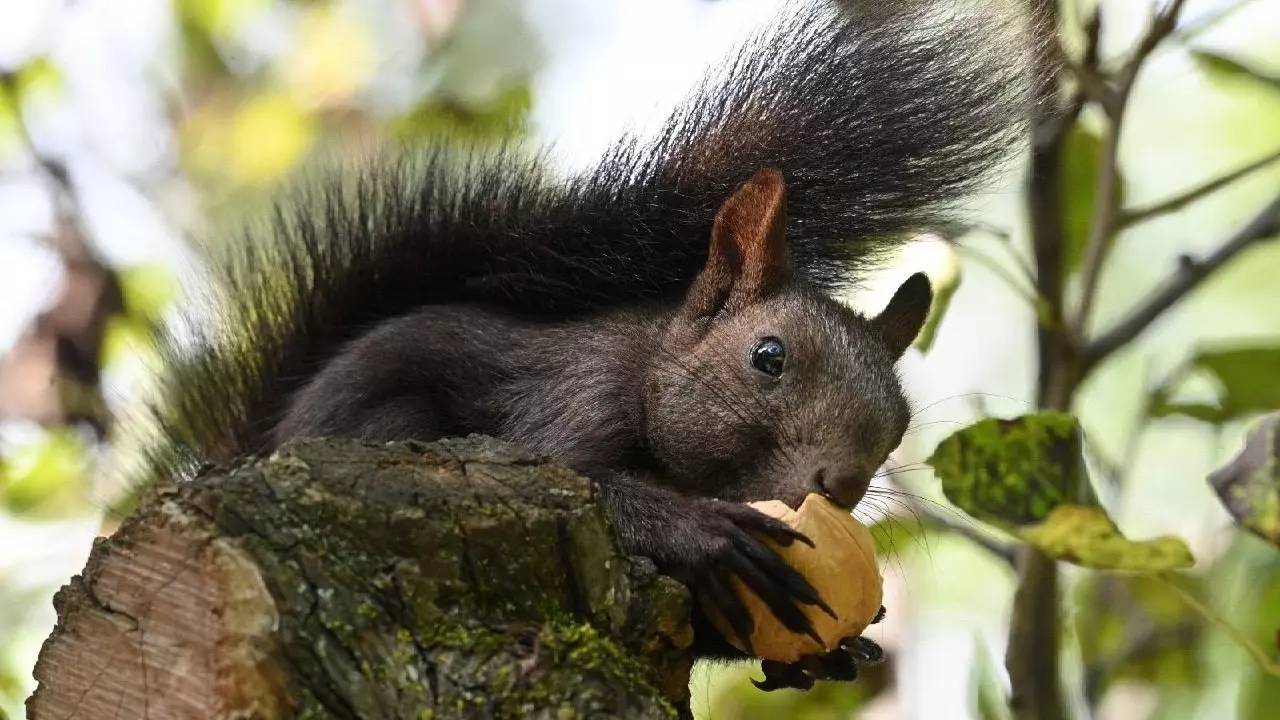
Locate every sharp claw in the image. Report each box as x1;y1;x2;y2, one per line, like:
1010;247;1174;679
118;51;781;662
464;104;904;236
706;573;755;656
802;623;828;651
810;594;838;620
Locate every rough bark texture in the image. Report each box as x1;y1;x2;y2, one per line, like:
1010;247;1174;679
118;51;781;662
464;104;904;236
27;436;695;720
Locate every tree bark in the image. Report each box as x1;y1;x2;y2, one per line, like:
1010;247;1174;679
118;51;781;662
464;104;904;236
26;436;695;720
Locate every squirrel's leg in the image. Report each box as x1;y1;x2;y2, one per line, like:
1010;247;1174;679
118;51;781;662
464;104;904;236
592;472;836;660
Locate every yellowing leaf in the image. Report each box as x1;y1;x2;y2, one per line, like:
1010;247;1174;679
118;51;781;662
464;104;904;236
1019;505;1194;571
228;91;315;186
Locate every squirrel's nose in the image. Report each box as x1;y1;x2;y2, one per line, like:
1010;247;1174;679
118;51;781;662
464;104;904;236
811;466;870;509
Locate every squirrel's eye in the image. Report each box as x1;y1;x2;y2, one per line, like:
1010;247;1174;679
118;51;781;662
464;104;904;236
751;337;786;378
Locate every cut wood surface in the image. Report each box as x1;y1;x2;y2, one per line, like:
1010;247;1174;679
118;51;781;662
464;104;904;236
27;436;694;720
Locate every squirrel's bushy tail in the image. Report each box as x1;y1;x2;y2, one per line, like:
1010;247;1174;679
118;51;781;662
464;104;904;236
108;0;1040;505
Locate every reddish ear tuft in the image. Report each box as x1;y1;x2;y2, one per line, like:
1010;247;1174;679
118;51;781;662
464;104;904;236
683;169;792;318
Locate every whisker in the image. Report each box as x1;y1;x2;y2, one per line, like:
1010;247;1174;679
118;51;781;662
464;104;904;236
909;391;1031;419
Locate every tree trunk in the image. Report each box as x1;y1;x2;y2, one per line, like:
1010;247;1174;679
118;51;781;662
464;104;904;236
26;436;695;720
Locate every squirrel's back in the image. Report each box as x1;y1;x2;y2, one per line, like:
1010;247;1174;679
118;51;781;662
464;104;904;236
108;0;1041;506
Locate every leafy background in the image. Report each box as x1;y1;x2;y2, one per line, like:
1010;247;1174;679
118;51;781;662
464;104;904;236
1;0;1279;718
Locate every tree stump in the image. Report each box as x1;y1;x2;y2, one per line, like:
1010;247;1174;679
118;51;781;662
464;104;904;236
27;436;695;719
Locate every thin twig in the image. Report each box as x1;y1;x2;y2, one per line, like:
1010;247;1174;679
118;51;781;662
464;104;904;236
1072;0;1189;338
954;245;1054;325
1119;148;1280;228
962;221;1042;291
1084;195;1280;369
1156;572;1280;678
1058;8;1109;107
879;477;1019;567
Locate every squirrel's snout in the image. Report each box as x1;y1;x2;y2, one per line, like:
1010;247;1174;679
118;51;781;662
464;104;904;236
810;465;871;510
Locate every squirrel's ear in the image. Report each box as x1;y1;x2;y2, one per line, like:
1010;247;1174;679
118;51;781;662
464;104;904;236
872;272;933;357
684;169;791;318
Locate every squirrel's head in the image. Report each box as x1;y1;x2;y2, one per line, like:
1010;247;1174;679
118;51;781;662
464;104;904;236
645;169;932;510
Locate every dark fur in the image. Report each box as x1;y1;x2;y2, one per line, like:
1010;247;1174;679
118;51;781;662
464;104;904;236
118;0;1034;680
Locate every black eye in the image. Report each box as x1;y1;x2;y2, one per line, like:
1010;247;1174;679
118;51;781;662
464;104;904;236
751;337;786;378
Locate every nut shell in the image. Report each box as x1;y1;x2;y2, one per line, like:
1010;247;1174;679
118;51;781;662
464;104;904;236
702;494;883;663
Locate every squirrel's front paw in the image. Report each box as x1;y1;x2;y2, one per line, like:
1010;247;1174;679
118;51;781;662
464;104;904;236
673;498;837;654
751;607;887;692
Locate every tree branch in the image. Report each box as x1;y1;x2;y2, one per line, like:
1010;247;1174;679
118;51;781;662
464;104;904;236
1010;1;1072;717
1072;0;1189;338
28;437;697;719
1084;194;1280;368
1118;148;1280;228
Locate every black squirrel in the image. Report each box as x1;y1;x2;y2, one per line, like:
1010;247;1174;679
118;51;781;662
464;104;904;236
121;0;1033;692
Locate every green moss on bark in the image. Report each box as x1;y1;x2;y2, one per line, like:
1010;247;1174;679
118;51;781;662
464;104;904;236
30;436;693;720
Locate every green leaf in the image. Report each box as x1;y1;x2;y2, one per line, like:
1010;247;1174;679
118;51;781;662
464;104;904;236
1060;123;1125;278
912;242;962;354
1020;505;1194;571
1191;50;1280;94
1208;412;1280;547
928;412;1097;527
928;413;1195;570
1152;346;1280;424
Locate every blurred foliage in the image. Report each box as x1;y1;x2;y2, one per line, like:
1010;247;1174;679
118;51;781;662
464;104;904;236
1240;555;1280;718
912;240;962;354
0;429;93;520
1076;573;1205;701
1152;345;1280;424
1192;50;1280;93
393;83;532;143
1208;413;1280;547
1060;123;1126;277
971;634;1013;720
0;0;538;714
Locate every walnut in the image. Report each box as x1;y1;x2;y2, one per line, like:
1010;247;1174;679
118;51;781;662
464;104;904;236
703;494;884;662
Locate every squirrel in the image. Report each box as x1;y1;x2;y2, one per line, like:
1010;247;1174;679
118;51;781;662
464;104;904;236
117;0;1034;693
